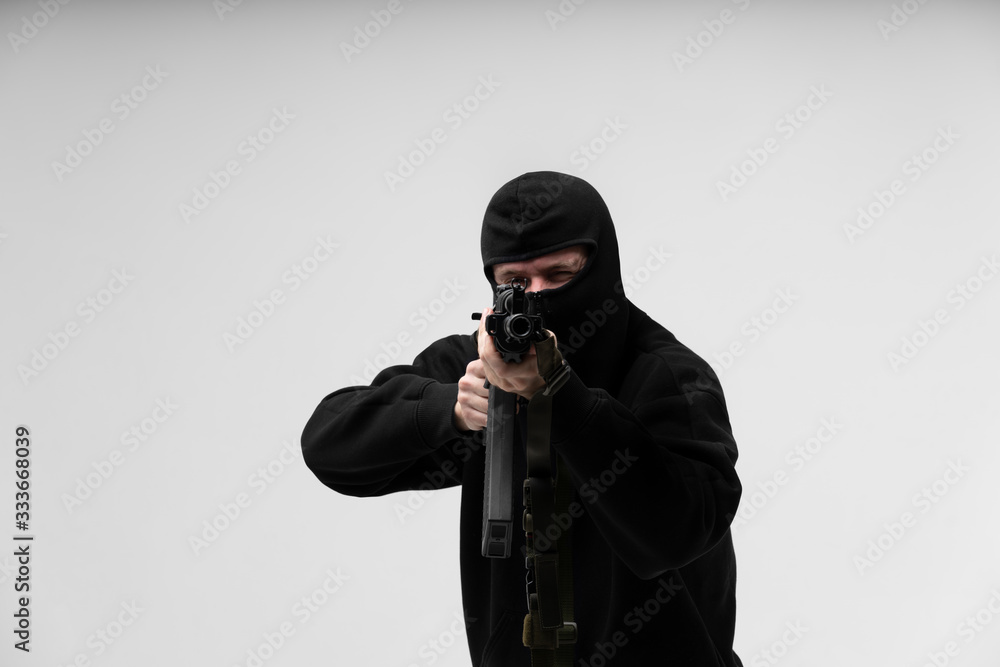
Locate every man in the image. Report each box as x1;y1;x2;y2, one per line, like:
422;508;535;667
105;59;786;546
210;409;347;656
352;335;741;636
302;171;743;665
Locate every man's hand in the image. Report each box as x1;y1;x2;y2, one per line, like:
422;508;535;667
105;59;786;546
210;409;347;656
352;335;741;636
455;307;551;430
477;307;546;400
454;359;489;431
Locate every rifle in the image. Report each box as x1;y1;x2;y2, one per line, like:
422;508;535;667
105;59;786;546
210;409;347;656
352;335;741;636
472;280;545;559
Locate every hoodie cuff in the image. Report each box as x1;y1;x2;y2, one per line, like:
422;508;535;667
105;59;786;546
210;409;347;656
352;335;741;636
416;381;465;449
548;371;600;445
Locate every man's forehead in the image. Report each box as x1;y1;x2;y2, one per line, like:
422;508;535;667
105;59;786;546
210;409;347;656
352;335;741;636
492;245;589;276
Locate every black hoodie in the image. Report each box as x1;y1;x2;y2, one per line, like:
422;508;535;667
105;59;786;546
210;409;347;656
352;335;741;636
302;172;743;666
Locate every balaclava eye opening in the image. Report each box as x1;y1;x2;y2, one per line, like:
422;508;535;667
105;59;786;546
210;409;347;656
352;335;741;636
480;171;631;390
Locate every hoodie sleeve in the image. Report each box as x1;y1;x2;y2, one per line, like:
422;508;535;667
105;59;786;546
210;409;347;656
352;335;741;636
548;350;742;580
301;333;480;497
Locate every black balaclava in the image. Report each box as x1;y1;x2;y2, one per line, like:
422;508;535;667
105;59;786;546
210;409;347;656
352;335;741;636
481;171;631;391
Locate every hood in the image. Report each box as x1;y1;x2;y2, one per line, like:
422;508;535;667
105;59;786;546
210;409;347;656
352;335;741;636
480;171;631;390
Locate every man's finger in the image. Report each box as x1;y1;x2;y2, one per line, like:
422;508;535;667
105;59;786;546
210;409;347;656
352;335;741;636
468;412;488;431
464;393;489;428
468;393;488;416
467;359;487;381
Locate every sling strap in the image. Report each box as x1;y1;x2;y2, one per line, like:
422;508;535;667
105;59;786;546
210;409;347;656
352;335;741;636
522;335;576;666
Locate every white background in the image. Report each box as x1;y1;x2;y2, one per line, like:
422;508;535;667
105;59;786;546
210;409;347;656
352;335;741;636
2;1;999;665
